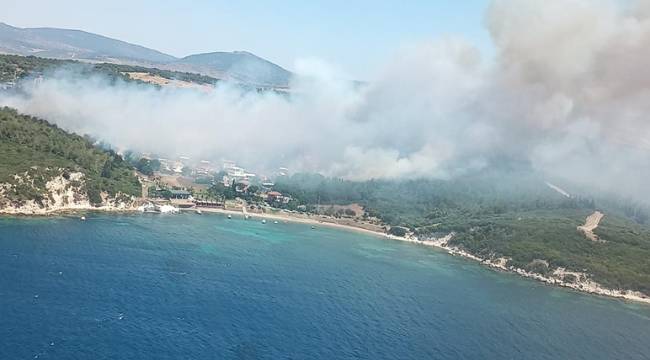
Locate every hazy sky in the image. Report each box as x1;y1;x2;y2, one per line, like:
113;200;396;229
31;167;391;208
1;0;492;79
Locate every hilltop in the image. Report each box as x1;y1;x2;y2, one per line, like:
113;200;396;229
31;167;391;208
173;51;292;87
0;22;174;64
0;22;292;88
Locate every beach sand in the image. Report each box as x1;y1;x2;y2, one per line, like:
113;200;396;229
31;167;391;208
188;206;389;238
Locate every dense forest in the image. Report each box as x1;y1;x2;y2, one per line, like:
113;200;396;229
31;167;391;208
274;171;650;294
0;107;140;205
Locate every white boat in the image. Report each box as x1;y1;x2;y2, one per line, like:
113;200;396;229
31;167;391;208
274;221;279;224
227;214;232;219
195;209;203;215
262;219;267;224
80;216;86;221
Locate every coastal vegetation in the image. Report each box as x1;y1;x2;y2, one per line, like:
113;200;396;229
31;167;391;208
0;107;140;206
127;157;161;177
273;171;650;294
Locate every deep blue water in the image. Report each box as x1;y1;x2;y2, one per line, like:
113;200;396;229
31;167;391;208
0;213;649;360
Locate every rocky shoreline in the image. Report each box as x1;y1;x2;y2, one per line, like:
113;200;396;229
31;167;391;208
392;233;650;305
0;171;136;215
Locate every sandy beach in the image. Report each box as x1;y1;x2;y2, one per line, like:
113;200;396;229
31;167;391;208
186;206;390;238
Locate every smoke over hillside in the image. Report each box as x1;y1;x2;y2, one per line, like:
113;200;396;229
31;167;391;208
2;0;650;201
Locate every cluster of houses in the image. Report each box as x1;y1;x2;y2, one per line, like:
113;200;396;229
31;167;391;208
146;155;212;176
143;155;297;209
144;156;285;190
221;161;256;188
155;156;192;174
266;191;292;205
150;185;293;210
195;160;213;177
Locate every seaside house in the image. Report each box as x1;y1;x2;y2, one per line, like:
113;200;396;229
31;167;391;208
266;191;283;202
169;190;192;199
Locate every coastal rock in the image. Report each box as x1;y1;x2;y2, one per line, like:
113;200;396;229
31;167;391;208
0;170;135;214
413;233;650;304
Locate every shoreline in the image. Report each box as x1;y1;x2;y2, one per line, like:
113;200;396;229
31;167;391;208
187;206;390;237
2;204;649;305
187;207;650;305
0;205;137;216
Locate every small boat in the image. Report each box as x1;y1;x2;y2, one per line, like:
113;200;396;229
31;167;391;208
311;225;316;229
195;209;202;215
227;214;232;219
245;215;250;219
262;219;267;224
80;216;86;221
274;221;279;224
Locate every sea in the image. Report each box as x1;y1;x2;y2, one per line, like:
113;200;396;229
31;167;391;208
1;213;649;360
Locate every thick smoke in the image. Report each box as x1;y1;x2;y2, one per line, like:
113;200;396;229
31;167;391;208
2;0;650;201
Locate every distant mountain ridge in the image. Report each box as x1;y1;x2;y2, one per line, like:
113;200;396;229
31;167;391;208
175;51;292;88
0;22;292;87
0;22;175;64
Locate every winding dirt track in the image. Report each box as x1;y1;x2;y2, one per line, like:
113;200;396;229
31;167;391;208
577;211;604;241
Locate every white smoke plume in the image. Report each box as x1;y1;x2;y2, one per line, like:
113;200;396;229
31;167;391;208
2;0;650;201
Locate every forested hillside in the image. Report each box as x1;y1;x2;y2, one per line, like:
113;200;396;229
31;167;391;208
274;172;650;294
0;107;140;206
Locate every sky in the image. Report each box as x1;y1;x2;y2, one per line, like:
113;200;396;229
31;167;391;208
0;0;493;79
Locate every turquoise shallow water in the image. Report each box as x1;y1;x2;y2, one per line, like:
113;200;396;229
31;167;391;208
0;213;649;359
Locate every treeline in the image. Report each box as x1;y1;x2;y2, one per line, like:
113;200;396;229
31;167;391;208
0;54;219;85
93;63;219;85
0;54;133;84
0;54;76;82
274;171;598;228
0;107;140;205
